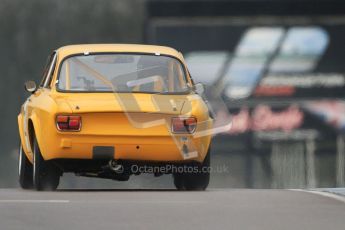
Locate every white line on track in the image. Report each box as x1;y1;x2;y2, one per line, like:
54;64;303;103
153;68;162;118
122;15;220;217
290;189;345;204
78;200;204;204
0;200;70;203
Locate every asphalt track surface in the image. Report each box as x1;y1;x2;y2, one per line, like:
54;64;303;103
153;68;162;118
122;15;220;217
0;189;345;230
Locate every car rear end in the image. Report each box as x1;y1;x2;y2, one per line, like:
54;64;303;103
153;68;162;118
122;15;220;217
42;93;211;165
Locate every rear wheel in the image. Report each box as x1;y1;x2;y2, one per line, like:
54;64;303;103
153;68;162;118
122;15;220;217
173;148;210;191
18;145;33;189
32;134;61;191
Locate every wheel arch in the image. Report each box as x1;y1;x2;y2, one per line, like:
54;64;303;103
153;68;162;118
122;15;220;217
27;114;45;160
18;113;35;163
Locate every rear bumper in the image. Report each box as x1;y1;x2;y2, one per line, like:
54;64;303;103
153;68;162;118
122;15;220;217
41;134;210;163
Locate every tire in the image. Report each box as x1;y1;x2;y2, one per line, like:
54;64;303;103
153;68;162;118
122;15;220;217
32;134;61;191
173;148;210;191
18;145;33;189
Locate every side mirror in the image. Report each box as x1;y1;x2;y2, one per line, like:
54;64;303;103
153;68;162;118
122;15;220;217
24;81;37;93
194;82;205;95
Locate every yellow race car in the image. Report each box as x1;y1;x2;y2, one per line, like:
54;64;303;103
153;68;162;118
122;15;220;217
18;44;213;191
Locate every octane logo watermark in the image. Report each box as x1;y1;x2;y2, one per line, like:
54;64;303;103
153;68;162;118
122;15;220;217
130;164;230;174
79;54;232;160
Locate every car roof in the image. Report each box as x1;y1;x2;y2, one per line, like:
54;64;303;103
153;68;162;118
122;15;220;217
56;44;184;61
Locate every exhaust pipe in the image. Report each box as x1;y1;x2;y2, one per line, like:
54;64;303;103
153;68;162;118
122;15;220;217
108;160;124;173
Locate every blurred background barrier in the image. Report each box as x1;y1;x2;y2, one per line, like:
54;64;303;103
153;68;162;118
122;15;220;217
1;0;345;188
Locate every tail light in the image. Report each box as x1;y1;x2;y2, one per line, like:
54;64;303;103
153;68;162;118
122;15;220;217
56;115;81;131
171;117;197;134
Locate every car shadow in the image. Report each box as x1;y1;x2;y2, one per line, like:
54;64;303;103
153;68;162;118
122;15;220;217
56;188;178;192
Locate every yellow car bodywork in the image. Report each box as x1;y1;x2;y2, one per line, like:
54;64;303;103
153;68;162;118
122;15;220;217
18;44;213;166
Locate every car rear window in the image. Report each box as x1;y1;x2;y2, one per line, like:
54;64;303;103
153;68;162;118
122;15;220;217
57;54;190;94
